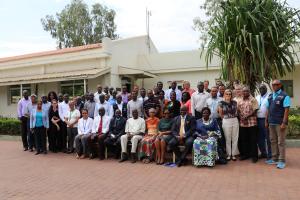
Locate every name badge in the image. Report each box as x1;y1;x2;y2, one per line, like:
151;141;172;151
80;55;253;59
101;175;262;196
276;101;280;105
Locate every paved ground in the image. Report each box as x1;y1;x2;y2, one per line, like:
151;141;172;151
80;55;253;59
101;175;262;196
0;140;300;200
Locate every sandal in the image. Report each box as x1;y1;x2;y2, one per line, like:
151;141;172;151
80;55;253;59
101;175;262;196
143;158;151;164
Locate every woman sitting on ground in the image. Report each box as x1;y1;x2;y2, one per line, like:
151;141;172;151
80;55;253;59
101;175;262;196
193;107;221;167
139;108;160;163
155;109;173;164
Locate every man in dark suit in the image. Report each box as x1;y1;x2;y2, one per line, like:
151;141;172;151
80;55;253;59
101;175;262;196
104;109;127;159
113;95;128;118
168;105;196;167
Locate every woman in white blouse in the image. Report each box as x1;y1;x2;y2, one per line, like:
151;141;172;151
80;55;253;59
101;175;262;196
75;109;93;159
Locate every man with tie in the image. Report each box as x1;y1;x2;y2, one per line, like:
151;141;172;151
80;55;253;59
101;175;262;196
168;106;196;167
89;107;111;160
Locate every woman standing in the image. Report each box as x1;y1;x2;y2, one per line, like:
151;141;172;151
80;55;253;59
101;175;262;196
166;91;181;118
48;91;58;102
48;99;61;153
139;108;160;163
158;90;168;118
218;89;239;161
30;101;49;155
155;109;173;164
181;92;192;114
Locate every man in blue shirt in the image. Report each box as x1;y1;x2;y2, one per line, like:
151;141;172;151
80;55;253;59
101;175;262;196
265;80;291;169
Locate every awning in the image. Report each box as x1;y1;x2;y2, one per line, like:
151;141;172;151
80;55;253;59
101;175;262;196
118;66;157;78
0;67;110;86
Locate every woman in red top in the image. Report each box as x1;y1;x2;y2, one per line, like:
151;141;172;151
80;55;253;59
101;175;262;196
181;92;192;114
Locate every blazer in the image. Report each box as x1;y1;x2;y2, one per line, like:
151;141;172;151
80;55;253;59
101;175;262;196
30;109;49;129
113;103;128;119
171;114;196;138
108;116;126;138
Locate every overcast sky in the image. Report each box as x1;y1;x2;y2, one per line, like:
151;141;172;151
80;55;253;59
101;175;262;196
0;0;299;57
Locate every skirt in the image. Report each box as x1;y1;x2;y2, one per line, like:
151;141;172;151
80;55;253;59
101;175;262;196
193;136;218;167
139;135;156;159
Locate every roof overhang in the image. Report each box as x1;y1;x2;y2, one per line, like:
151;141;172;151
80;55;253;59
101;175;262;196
118;66;157;78
0;67;110;86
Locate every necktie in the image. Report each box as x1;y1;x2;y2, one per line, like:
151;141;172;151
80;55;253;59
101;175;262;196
98;116;103;135
179;117;185;137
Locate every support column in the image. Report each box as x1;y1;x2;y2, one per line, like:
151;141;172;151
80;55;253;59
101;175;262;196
84;79;87;94
20;84;23;98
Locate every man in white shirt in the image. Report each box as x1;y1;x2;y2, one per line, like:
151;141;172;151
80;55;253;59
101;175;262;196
64;101;80;153
138;88;148;103
94;94;113;118
75;109;93;159
58;94;70;152
94;84;105;103
191;81;210;119
119;109;145;163
165;81;182;101
89;107;111;160
127;92;143;118
256;84;271;159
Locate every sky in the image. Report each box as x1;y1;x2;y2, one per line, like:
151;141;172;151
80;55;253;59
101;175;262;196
0;0;300;58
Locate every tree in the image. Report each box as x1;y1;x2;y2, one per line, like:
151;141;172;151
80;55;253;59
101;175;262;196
41;0;118;48
194;0;300;92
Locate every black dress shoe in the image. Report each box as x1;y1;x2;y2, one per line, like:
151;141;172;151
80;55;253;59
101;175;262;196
35;151;40;155
43;151;47;154
176;160;183;167
89;153;95;159
119;153;128;162
29;148;33;152
131;153;137;163
239;156;249;161
24;148;28;151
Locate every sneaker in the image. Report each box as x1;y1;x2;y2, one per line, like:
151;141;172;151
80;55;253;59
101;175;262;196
277;162;286;169
265;159;276;165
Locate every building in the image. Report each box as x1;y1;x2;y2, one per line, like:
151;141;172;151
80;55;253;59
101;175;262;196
0;35;299;118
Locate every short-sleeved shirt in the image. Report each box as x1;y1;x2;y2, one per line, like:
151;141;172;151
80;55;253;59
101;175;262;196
237;96;259;127
266;89;291;108
219;100;238;119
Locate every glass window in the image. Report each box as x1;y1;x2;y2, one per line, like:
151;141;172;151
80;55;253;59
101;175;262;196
8;84;31;104
60;80;84;98
281;80;293;97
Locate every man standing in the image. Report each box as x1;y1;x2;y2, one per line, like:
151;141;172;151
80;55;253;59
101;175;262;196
191;81;210;119
121;85;129;103
94;84;104;103
205;86;224;150
143;89;160;119
108;90;117;105
41;95;51;113
265;80;290;169
156;81;164;95
165;81;182;101
168;106;196;167
127;92;143;118
218;85;225;98
119;109;145;163
17;90;31;151
64;101;80;154
256;84;271;159
58;94;70;152
94;94;113;118
237;87;259;163
138;88;148;103
204;80;211;93
84;93;96;119
113;94;128;118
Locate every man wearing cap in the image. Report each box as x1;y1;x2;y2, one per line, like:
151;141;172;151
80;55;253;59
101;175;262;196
265;80;291;169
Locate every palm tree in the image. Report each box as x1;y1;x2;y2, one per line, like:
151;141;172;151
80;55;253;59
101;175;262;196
201;0;300;92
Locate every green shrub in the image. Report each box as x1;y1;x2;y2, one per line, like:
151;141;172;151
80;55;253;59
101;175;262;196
0;118;21;136
287;115;300;139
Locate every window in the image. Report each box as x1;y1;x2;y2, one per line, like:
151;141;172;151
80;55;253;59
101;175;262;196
281;80;293;97
60;80;84;98
8;84;31;104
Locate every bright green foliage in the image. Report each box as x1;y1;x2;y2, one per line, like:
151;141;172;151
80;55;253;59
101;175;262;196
0;118;21;136
198;0;300;92
41;0;118;48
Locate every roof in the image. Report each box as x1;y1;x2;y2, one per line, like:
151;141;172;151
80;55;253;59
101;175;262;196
0;43;102;64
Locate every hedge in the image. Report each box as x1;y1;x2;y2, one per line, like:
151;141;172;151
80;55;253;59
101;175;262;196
0;115;299;138
0;118;21;136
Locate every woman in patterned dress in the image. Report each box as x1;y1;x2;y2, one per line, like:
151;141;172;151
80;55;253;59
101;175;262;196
193;107;221;167
139;108;160;163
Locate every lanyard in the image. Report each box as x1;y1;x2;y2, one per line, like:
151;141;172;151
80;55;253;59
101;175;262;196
83;119;87;133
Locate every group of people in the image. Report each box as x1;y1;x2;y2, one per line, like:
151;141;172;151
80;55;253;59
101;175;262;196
17;79;290;168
